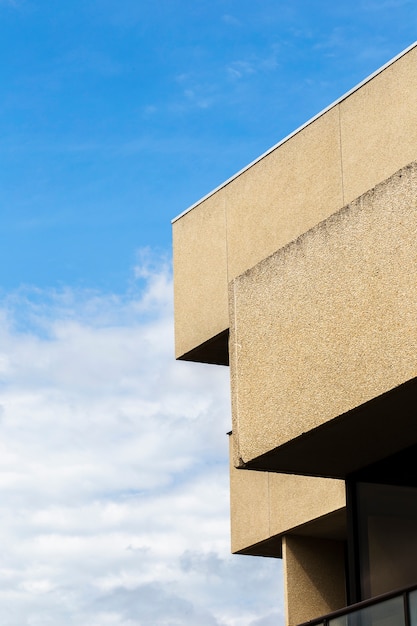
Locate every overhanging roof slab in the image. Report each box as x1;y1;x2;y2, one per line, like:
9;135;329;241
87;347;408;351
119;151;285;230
241;378;417;478
230;162;417;478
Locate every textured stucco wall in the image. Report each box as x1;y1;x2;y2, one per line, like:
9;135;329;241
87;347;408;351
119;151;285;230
283;535;346;626
229;435;345;555
230;162;417;468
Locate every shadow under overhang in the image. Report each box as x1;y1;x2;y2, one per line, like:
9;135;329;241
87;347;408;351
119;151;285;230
241;377;417;479
177;329;229;366
234;508;347;559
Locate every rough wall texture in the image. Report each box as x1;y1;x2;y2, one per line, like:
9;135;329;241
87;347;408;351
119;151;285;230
229;435;345;554
173;193;228;359
283;535;346;626
230;162;417;466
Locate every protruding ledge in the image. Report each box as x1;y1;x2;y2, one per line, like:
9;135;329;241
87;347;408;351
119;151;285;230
177;329;229;366
241;377;417;479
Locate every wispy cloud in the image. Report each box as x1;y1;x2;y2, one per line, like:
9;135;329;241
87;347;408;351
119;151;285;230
312;26;349;56
227;60;256;80
171;73;218;111
226;45;280;81
0;253;282;624
221;14;242;27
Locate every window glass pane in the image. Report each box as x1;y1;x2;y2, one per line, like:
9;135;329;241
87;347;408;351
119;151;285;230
330;596;404;626
409;589;417;626
329;616;347;626
356;483;417;598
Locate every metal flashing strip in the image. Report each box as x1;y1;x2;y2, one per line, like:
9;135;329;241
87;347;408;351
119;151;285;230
171;40;417;224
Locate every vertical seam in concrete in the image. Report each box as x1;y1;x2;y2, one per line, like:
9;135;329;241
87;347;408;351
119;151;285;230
227;192;241;464
338;104;345;206
224;193;230;284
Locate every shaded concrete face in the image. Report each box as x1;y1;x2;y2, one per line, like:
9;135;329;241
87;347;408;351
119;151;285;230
283;536;346;626
173;193;228;360
229;435;346;555
230;162;417;476
173;43;417;363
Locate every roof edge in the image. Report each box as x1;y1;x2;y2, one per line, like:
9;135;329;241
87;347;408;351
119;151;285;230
172;40;417;224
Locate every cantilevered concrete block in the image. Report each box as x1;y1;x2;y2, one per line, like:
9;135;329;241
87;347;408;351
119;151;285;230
173;193;229;364
230;162;417;478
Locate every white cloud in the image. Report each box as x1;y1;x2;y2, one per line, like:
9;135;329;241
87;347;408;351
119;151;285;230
226;46;280;81
0;253;283;625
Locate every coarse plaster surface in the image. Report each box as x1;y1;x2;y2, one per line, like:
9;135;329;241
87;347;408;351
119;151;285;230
173;192;228;359
230;161;417;467
283;535;346;626
229;435;345;554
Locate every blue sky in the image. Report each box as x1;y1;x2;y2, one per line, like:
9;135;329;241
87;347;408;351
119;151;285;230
1;0;416;291
0;1;416;624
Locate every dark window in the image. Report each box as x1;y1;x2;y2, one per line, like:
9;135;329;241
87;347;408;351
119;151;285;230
347;444;417;602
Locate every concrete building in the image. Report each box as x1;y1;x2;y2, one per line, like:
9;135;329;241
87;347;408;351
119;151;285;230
172;42;417;626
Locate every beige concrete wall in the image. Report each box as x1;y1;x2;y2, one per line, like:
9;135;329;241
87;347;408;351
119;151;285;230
225;106;343;280
173;43;417;362
340;44;417;206
283;535;346;626
268;472;345;539
230;162;417;468
173;193;228;359
229;435;345;555
230;434;270;552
